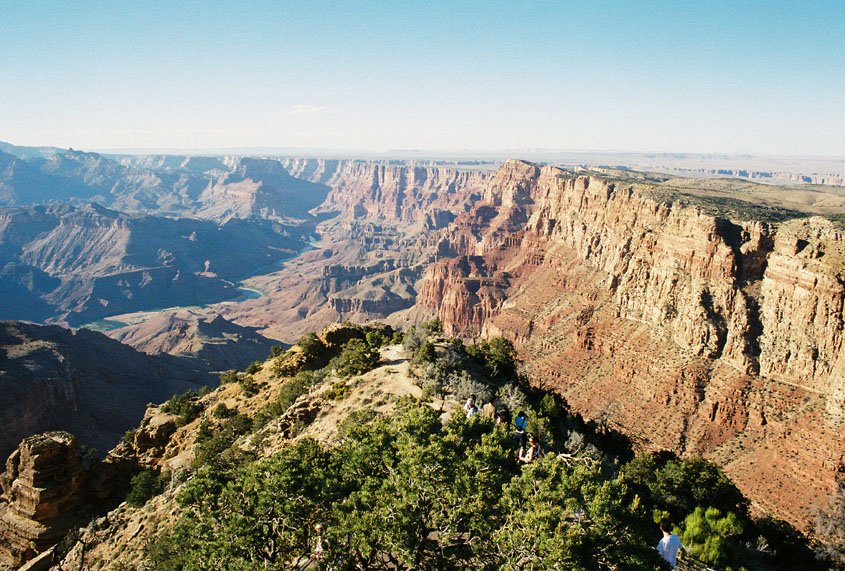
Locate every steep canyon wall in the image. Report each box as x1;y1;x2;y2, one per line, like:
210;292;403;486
415;162;845;529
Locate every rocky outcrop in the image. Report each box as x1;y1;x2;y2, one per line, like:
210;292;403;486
0;433;85;568
197;158;330;221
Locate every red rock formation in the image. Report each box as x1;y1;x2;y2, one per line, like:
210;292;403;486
281;159;489;226
416;161;845;531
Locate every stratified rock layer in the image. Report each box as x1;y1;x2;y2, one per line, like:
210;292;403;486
0;432;84;568
416;162;845;530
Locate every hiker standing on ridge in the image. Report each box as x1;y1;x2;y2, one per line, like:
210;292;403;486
656;518;684;569
514;410;528;448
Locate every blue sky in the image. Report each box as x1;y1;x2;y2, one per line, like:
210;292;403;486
1;1;843;155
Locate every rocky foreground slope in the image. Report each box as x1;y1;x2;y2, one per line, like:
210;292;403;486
0;323;829;569
0;324;426;569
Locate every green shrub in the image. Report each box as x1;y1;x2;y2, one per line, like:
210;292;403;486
193;413;254;470
212;403;232;418
126;470;165;506
269;345;285;358
402;326;426;354
298;332;326;358
281;371;317;408
421;319;443;334
53;529;80;562
79;445;100;469
245;360;262;375
218;370;239;384
239;375;258;396
253;372;317;431
680;506;744;567
330;338;380;377
161;389;205;426
325;380;349;400
466;337;517;383
365;329;391;348
444;369;492;404
413;340;437;365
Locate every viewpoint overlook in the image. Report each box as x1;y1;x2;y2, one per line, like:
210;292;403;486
0;139;843;569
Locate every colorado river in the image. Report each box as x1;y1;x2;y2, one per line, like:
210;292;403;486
80;235;319;333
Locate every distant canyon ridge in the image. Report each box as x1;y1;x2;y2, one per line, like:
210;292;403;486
0;140;844;534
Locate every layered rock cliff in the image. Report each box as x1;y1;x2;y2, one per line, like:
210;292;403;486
281;158;489;227
0;433;85;568
415;161;845;530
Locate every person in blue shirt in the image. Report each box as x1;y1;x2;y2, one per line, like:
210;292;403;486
513;410;528;448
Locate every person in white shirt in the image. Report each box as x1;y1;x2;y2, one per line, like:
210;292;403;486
656;518;684;568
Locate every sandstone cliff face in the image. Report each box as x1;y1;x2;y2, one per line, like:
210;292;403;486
758;218;845;396
0;432;84;568
281;159;489;227
415;161;845;530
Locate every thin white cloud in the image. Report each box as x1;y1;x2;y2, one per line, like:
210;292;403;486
288;104;335;116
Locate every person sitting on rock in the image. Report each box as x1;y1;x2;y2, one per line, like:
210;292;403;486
466;400;479;419
463;394;476;414
518;433;540;464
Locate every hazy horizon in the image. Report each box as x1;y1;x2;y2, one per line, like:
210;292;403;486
2;1;843;156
